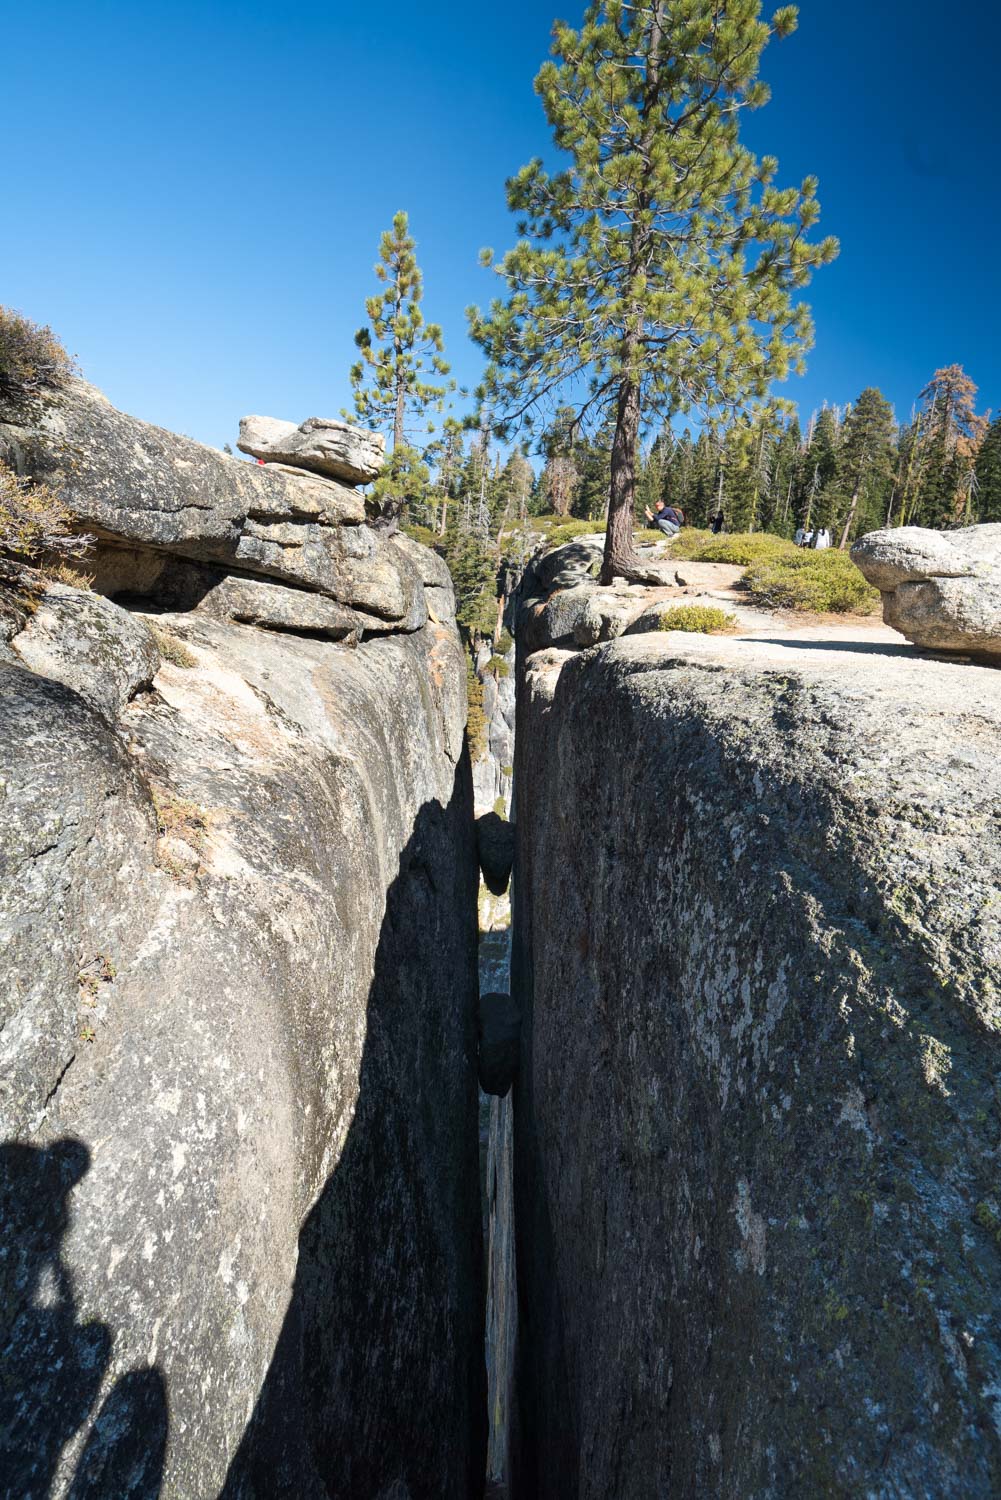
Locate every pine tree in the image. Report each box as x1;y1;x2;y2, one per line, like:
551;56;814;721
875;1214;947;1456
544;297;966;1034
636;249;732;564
469;1;837;583
348;211;451;449
907;366;986;527
834;387;896;547
799;405;841;531
541;408;579;515
770;415;801;535
425;416;464;534
974;414;1001;522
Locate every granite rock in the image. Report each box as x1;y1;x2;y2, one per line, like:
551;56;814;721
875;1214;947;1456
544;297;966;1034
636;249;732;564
238;414;384;486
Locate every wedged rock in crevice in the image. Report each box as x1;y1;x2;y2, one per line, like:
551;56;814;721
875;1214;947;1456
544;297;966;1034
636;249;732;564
511;625;1001;1498
477;992;521;1097
853;523;1001;657
476;811;515;895
238;413;384;486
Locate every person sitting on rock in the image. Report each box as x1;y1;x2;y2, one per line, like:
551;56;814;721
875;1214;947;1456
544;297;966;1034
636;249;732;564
645;498;684;537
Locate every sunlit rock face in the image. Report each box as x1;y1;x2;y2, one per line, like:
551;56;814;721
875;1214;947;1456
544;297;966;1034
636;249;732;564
510;624;1001;1499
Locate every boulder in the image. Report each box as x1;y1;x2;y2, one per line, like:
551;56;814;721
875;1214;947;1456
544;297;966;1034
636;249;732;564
183;573;366;640
9;581;160;718
852;524;1001;657
571;586;648;647
477;992;521;1097
511;624;1001;1497
238;414;384;486
476;811;515;896
527;539;603;595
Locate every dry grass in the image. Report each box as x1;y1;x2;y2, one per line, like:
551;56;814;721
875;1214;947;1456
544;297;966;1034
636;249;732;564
151;785;213;882
149;622;197;668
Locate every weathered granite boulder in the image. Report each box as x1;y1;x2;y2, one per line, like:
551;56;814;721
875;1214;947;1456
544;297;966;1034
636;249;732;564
477;992;521;1097
8;581;160;717
0;381;421;628
238;413;384;485
853;524;1001;657
511;626;1001;1497
0;581;484;1497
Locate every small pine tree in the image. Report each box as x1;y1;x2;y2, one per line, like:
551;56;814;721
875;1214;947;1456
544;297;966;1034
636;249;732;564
834;387;896;546
348;213;452;523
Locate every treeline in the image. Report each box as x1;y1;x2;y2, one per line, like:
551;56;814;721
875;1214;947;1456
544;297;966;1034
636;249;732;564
388;361;1000;644
539;364;999;544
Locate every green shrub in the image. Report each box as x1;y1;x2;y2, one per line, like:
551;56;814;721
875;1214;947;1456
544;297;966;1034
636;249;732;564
485;653;511;678
656;604;737;634
670;529;797;566
745;549;880;614
495;629;514;655
0;306;77;403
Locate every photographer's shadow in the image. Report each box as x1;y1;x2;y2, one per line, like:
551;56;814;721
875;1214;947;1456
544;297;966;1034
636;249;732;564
0;1138;167;1499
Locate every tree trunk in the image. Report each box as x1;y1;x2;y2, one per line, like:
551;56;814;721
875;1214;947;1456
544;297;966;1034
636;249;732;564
599;372;642;584
839;476;862;550
393;376;405;454
839;464;864;550
598;3;663;587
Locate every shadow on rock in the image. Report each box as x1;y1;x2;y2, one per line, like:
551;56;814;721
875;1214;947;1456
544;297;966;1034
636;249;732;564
223;767;486;1499
0;1139;168;1499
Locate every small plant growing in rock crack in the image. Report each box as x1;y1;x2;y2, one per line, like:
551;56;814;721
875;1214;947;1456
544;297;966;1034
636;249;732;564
151;785;213;883
78;952;117;1005
78;1023;97;1044
149;622;197;669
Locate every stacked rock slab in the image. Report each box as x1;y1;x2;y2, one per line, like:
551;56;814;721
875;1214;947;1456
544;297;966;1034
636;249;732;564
0;385;484;1495
0;380;419;638
510;545;1001;1497
852;523;1001;657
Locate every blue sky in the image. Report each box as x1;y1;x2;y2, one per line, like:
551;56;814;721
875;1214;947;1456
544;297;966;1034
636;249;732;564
3;1;998;451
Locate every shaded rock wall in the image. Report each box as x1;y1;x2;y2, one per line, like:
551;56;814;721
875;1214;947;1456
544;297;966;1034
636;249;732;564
511;627;1001;1498
0;388;485;1497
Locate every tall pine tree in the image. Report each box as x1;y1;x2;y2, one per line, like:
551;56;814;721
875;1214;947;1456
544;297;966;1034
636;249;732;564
348;212;452;521
974;414;1001;522
834;387;896;547
469;1;837;582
